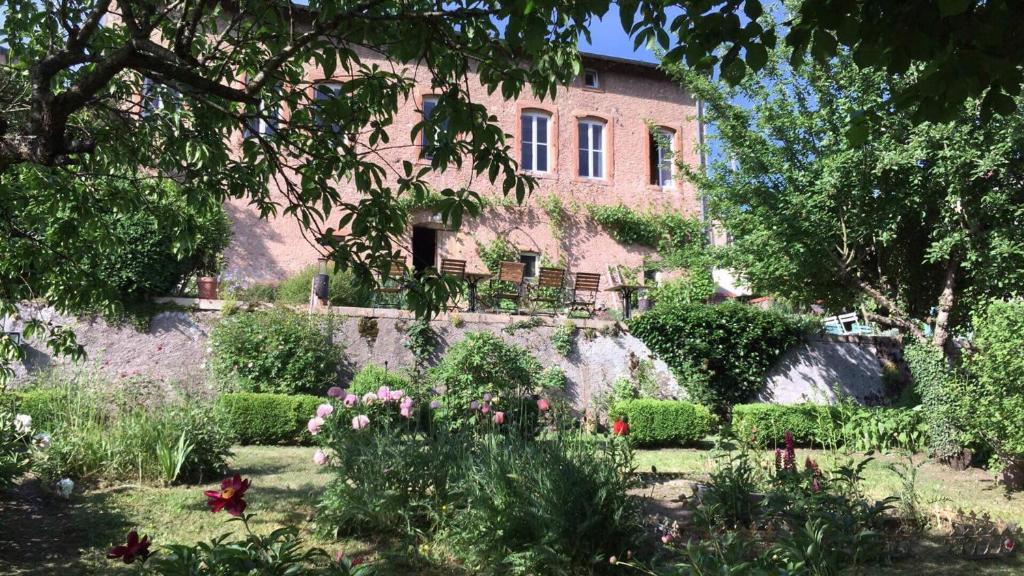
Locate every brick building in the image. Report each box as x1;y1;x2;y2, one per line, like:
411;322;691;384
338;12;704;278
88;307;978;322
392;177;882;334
225;48;705;307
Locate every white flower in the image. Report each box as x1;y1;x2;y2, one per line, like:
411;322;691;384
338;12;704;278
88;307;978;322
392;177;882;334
56;478;74;498
13;414;32;434
33;433;51;449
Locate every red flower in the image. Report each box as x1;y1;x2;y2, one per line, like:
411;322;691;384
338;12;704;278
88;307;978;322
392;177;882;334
1005;538;1016;552
204;474;251;516
612;419;629;436
107;530;152;564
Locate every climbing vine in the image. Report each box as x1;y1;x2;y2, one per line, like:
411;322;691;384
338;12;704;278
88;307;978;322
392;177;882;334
539;193;567;242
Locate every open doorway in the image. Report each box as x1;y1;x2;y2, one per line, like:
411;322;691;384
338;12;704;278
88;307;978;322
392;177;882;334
411;226;437;275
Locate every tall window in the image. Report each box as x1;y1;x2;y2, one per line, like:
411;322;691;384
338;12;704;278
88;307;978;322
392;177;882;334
244;84;281;138
578;118;605;179
421;96;449;158
520;111;550;172
314;83;343;134
519;252;539;279
650;128;675;187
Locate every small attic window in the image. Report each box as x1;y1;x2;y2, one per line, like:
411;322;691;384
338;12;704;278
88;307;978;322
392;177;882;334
583;69;600;89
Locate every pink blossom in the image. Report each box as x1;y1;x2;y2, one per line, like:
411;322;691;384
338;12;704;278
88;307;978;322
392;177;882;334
307;417;325;435
429;399;441;410
493;411;505;425
482;393;492;402
480;403;491;415
362;392;378;405
327;386;344;398
377;386;391;401
661;533;674;545
313;449;328;465
343;394;358;408
537;398;550;412
470;400;479;410
351;414;370;430
316;404;334;418
389;389;405;402
399;397;414;418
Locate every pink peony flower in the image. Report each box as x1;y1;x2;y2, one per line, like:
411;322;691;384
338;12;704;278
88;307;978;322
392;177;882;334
313;449;328;465
351;414;370;430
316;404;334;418
470;400;479;410
480;403;491;415
343;394;358;408
661;533;674;545
493;411;505;425
389;389;405;402
362;392;378;405
483;393;492;402
327;386;344;398
377;386;391;401
307;417;325;435
537;398;550;412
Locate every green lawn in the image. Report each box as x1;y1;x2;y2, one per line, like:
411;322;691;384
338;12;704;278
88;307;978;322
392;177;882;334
1;445;1021;575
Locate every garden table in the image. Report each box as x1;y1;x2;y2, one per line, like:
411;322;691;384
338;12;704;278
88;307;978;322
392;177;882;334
464;271;491;312
606;284;642;319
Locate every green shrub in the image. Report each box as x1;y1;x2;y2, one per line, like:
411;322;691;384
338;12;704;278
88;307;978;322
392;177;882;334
208;308;343;395
275;264;372;307
429;331;541;426
551;320;575;357
905;342;971;460
216;393;322;445
628;301;804;413
731;403;834;447
732;403;929;452
348;364;411;397
18;381;231;486
610;399;716;447
967;299;1024;460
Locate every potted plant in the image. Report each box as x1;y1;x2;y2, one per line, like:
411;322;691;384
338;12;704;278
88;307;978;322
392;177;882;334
196;250;225;300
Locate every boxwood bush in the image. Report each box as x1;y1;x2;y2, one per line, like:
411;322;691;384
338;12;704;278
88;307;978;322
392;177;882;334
216;393;322;445
628;301;804;414
208;308;344;395
609;399;716;447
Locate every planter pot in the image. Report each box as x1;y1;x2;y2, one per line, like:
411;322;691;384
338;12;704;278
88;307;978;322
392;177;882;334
313;273;330;302
197;276;219;300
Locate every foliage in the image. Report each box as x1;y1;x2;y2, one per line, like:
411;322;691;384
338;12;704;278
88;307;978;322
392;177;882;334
586;204;708;272
628;301;804;412
476;237;520;274
609;400;716;447
732;403;929;452
0;397;32;487
273;265;373;307
671;31;1024;349
965;299;1024;460
649;273;716;307
402;319;439;366
551;320;575;357
17;379;231;486
348;364;412;397
428;332;541;427
904;343;972;460
216;393;322;446
208;309;343;395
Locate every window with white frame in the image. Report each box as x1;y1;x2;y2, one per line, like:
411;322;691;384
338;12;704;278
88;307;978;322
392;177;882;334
141;77;161;116
314;82;343;134
244;84;281;138
520;110;550;172
583;69;600;89
577;118;606;179
420;95;447;158
649;127;675;187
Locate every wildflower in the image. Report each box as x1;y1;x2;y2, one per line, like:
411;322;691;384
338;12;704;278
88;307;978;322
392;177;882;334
389;389;405;402
13;414;31;434
483;393;492;402
1005;538;1016;552
805;457;820;476
493;411;505;425
612;419;629;436
33;433;51;449
106;530;152;564
470;400;479;411
204;474;250;516
307;417;325;435
811;477;821;493
429;399;441;410
352;414;370;430
774;448;782;474
313;449;329;466
783;431;796;472
316;403;334;418
418;543;430;556
537;398;550;412
343;393;358;408
377;385;391;401
362;392;378;405
327;386;345;398
400;398;414;419
480;403;491;415
56;478;74;498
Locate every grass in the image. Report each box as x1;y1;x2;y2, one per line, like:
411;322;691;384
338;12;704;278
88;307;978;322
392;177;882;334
2;445;1022;575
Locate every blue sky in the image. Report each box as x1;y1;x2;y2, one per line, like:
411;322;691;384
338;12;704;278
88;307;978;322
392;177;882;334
577;5;662;64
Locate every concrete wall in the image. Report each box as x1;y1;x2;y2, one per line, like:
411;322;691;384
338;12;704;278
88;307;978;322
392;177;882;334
224;50;703;309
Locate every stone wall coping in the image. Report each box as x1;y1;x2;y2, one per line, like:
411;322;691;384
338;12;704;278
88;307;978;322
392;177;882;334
153;297;622;330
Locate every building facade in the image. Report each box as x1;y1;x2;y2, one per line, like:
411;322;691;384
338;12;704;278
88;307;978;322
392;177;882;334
225;49;704;308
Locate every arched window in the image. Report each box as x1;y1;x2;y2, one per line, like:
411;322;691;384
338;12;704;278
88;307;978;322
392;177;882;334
520;110;551;172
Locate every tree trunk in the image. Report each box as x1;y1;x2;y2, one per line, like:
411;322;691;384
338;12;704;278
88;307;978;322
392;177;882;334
931;258;960;352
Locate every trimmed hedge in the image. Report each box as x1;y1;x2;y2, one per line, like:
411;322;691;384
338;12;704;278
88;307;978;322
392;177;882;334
731;403;835;446
610;399;716;447
216;393;322;445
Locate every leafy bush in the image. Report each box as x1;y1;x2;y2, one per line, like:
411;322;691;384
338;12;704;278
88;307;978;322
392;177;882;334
732;403;929;452
216;393;322;445
610;399;716;447
428;331;541;426
209;308;343;395
628;301;804;413
347;364;412;397
649;273;716;307
0;397;32;487
18;381;231;486
905;342;970;460
274;264;372;307
551;320;575;356
967;299;1024;460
